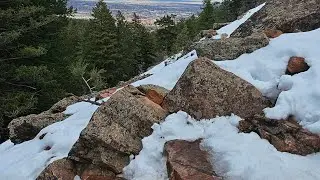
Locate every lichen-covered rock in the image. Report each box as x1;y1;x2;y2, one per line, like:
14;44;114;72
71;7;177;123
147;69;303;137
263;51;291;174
239;115;320;155
70;85;168;174
188;32;269;61
8;95;82;143
37;159;76;180
8;112;66;143
165;140;221;180
49;96;80;113
232;0;320;37
163;57;271;120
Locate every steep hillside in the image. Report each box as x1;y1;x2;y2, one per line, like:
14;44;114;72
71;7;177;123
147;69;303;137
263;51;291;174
1;1;320;180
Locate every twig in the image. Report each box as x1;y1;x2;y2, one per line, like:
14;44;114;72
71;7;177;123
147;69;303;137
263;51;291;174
82;99;102;105
82;76;93;94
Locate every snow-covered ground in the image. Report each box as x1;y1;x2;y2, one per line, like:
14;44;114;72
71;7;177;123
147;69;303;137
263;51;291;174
124;111;320;180
0;50;198;180
0;102;99;180
133;50;198;90
215;28;320;133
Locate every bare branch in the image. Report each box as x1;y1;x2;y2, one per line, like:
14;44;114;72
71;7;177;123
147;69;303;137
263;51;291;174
82;76;93;94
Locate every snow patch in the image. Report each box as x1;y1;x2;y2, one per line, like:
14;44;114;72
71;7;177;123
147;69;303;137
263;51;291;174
0;102;98;180
215;28;320;133
201;3;266;40
123;111;320;180
132;50;198;89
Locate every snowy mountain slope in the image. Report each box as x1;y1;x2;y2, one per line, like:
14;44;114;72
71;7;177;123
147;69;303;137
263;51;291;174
0;50;198;180
1;3;320;179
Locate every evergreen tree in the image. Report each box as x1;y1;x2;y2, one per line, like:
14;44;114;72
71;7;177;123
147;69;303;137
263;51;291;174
173;24;192;52
82;0;119;86
198;0;215;30
0;0;73;142
154;15;177;54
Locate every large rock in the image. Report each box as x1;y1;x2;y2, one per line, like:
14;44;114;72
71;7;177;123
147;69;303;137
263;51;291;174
239;114;320;155
8;112;66;143
37;159;118;180
37;159;76;180
165;140;221;180
188;32;269;61
70;85;168;174
162;57;270;120
8;95;81;143
232;0;320;37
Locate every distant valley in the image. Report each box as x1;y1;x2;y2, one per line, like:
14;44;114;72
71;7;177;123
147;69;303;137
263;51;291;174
68;0;202;25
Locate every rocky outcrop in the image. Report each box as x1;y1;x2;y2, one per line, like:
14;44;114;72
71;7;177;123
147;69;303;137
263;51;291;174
286;56;310;75
70;85;168;174
232;0;320;37
49;96;81;113
8;113;66;143
162;57;270;120
8;96;81;143
188;32;269;61
37;159;77;180
165;140;221;180
239;115;320;155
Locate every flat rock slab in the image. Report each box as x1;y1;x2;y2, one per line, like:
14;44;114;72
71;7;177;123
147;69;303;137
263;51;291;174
165;140;221;180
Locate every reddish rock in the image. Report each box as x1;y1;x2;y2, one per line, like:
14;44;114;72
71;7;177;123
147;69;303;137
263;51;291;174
80;165;116;180
146;89;164;105
286;56;310;75
238;115;320;155
264;29;283;38
165;140;221;180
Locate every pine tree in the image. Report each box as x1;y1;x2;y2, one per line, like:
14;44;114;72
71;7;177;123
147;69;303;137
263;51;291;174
198;0;215;30
0;0;73;142
82;0;120;86
173;25;192;52
154;15;178;54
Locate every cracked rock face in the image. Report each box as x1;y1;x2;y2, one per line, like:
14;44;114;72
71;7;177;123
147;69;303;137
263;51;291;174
162;57;271;120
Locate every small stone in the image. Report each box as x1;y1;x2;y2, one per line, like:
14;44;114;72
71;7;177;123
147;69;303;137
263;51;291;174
286;56;310;75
